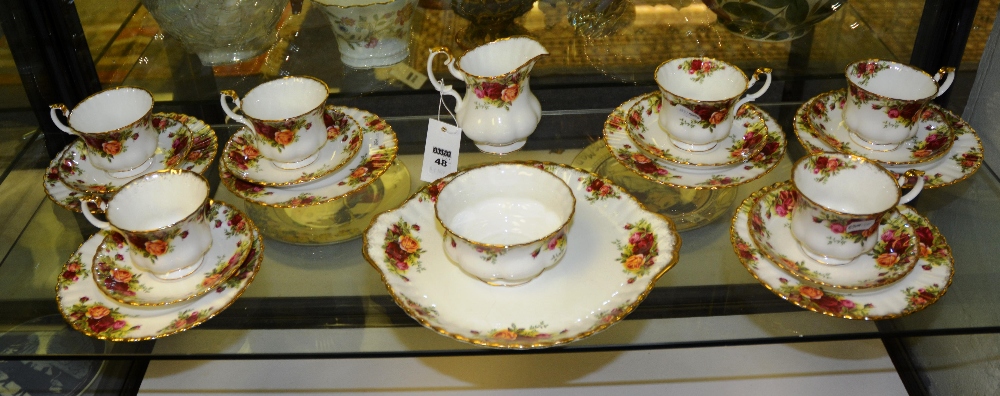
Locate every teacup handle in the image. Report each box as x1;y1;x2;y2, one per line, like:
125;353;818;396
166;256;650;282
49;104;76;135
79;198;111;230
933;67;956;98
219;90;256;131
729;68;772;118
427;47;465;113
898;170;926;204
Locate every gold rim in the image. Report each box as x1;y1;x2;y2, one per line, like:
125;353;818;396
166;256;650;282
746;184;918;290
449;36;549;80
61;86;154;135
55;219;264;342
313;0;397;8
362;161;682;349
604;96;787;190
789;152;902;216
230;76;330;123
432;163;577;250
105;170;211;233
844;59;945;102
730;182;954;320
221;110;363;187
220;106;400;209
653;57;757;103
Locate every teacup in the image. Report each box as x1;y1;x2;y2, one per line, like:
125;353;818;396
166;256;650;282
82;170;213;280
790;153;924;265
843;59;955;150
220;76;330;170
49;87;159;177
655;57;771;152
314;0;417;69
435;163;575;286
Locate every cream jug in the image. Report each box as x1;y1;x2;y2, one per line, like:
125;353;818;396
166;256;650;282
427;37;548;154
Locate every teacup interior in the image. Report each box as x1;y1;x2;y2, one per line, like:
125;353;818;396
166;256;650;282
656;58;746;101
241;77;328;120
108;172;208;231
793;155;898;214
436;164;574;245
70;88;152;133
458;37;548;78
848;61;937;100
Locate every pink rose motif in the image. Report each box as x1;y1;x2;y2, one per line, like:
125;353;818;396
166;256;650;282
888;108;901;119
829;223;846;233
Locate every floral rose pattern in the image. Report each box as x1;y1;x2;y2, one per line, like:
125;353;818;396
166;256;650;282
331;2;414;51
902;285;944;313
804;199;883;246
471;322;559;343
669;97;731;133
337;152;391;187
251;113;313;150
417;179;450;203
93;252;151;299
909;118;951;158
471;70;526;110
66;302;139;338
383;218;426;280
530;232;567;260
217;239;260;292
79;117;146;159
159;308;213;333
677;58;725;83
401;294;438;319
470;242;506;264
728;118;768;160
57;251;89;290
802;154;856;183
866;215;916;275
613;220;659;283
849;61;890;86
778;278;873;317
579;175;620;202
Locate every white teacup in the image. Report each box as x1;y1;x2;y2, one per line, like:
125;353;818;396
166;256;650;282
843;59;955;150
82;170;213;280
49;87;159;177
435;163;575;286
221;76;330;170
790;153;924;265
655;57;772;152
314;0;417;68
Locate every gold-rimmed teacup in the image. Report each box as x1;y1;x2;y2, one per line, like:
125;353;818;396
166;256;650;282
789;152;924;265
81;170;213;280
434;163;575;286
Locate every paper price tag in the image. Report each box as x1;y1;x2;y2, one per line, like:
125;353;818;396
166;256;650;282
846;219;877;233
420;119;462;182
389;63;428;90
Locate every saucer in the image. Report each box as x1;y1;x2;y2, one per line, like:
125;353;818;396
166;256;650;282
794;99;984;189
805;90;954;165
364;162;680;349
92;201;254;306
221;106;398;208
222;107;364;187
58;115;192;195
56;225;263;341
626;92;769;169
605;94;786;189
748;182;918;289
43;113;219;213
731;182;953;320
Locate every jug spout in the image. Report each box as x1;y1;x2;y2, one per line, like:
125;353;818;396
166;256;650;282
456;36;548;78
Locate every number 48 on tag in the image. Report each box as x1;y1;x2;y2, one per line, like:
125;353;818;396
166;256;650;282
421;119;462;182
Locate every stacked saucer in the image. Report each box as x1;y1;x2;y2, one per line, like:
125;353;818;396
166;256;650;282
219;105;405;245
43;113;218;213
57;201;263;341
731;182;954;319
604;92;786;189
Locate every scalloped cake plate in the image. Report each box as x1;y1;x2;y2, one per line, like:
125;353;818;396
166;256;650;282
364;162;680;349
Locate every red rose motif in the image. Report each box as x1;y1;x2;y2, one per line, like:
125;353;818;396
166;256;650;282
172;135;189;152
924;133;946;151
692;105;715;122
829;223;846;234
635;161;658;174
88;315;115;333
253;122;278;141
888;108;901;119
478;82;504;100
774;190;798;217
690;59;702;72
814;295;843;312
900;102;923;121
915;226;934;246
386;241;409;263
814;156;828;172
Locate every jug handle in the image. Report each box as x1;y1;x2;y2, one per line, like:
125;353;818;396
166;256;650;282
427;47;465;113
79;197;112;230
220;90;256;131
933;67;956;98
49;104;76;135
728;68;772;119
898;170;925;204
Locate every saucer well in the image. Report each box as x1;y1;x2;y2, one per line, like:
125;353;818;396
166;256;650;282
222;107;364;187
58;115;192;195
221;106;398;208
794;100;984;189
92;201;254;306
605;94;786;189
805;90;954;165
748;182;918;289
364;162;680;349
43;113;219;213
731;182;953;320
56;226;263;341
626;92;769;169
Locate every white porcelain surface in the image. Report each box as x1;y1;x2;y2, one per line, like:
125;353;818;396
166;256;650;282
93;201;254;306
654;57;771;150
427;37;548;154
315;0;416;68
604;94;786;189
365;163;679;348
50;87;159;173
220;76;330;167
732;183;953;320
843;59;954;147
749;183;918;289
56;227;263;341
435;163;575;286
